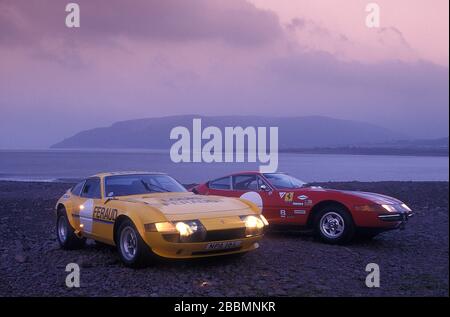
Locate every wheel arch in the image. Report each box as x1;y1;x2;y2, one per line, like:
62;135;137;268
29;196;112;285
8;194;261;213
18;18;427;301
306;200;352;228
113;215;132;245
113;214;147;245
56;203;66;216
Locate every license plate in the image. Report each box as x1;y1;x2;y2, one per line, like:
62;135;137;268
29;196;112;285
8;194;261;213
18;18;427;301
205;241;242;250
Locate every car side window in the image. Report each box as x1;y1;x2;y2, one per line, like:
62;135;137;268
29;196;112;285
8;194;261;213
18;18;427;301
71;181;85;197
257;177;270;191
208;176;231;190
233;175;258;191
81;178;101;199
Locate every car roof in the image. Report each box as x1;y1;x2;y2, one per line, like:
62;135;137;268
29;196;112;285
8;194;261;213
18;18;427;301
225;171;287;177
229;171;261;176
90;171;167;178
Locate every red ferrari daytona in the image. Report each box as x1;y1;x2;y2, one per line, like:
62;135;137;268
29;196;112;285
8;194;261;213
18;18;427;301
192;171;414;244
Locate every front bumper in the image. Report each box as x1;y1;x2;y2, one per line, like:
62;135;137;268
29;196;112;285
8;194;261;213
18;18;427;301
378;212;414;222
378;212;414;230
143;231;263;259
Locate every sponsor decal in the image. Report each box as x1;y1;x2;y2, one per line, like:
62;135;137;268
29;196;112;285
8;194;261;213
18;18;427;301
294;210;306;215
160;196;221;206
293;202;304;206
297;195;308;200
93;206;118;223
279;192;286;199
305;199;313;206
284;192;294;202
280;209;286;218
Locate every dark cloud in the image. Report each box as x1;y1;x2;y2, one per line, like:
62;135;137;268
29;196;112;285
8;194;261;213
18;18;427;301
263;52;448;138
0;0;447;147
0;0;282;47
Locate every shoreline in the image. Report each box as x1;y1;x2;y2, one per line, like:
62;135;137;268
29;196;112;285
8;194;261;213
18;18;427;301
0;179;449;186
1;147;449;157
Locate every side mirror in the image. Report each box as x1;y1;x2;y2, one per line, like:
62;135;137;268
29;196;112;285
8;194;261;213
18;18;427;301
260;184;268;191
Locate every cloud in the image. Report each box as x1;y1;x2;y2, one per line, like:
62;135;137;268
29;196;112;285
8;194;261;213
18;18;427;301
0;0;447;147
1;0;282;47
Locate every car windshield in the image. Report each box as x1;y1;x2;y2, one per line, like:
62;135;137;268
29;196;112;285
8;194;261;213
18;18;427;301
263;173;306;189
104;174;187;197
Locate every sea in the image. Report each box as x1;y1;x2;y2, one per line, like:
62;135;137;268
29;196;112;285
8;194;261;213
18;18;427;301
0;149;448;184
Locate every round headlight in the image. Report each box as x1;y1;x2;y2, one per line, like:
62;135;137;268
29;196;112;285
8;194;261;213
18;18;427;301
175;222;194;237
243;215;264;229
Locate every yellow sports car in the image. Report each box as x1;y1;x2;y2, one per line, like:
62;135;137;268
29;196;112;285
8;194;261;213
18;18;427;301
55;172;268;267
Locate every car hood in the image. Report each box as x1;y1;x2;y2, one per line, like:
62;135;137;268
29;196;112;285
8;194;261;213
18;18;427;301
288;187;403;205
336;190;403;205
116;192;252;216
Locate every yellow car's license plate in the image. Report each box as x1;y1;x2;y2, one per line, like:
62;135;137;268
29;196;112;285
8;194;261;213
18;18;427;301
206;241;242;250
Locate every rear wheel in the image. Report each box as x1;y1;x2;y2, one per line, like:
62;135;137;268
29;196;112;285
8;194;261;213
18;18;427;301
314;205;355;244
116;219;153;268
56;209;86;249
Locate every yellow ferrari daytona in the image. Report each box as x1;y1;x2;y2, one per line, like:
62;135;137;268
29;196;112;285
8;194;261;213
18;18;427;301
55;172;268;267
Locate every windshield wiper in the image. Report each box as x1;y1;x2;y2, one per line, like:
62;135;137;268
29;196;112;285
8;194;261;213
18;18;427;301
141;180;170;193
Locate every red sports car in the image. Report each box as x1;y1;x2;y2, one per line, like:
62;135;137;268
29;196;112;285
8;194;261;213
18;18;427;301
192;171;414;244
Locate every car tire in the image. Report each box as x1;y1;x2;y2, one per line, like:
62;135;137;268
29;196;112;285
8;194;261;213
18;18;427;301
314;204;355;244
56;209;86;250
116;219;153;268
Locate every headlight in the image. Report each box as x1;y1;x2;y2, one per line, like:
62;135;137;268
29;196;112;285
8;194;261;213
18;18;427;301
260;214;269;226
240;215;265;237
381;204;397;212
243;215;264;229
401;203;412;212
145;220;206;242
354;204;384;212
145;222;176;233
175;221;195;237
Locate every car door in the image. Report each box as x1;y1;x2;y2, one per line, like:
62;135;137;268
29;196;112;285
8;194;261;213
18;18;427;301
65;180;86;228
226;174;274;216
78;177;105;240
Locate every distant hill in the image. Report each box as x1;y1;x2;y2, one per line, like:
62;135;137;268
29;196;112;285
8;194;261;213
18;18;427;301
51;115;408;149
371;137;449;149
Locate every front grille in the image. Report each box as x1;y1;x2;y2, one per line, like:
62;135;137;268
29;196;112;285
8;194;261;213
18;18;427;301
161;227;248;243
205;228;246;242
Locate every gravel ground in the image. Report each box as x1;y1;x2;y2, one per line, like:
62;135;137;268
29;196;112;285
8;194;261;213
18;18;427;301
0;181;448;297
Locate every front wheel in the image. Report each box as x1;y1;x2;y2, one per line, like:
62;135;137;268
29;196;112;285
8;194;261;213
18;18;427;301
117;219;153;268
314;205;355;244
56;209;86;249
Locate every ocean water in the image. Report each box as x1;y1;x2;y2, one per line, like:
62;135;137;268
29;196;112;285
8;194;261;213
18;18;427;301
0;149;448;183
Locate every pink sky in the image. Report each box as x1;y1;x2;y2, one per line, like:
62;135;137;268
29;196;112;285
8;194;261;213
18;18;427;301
250;0;449;65
0;0;448;148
